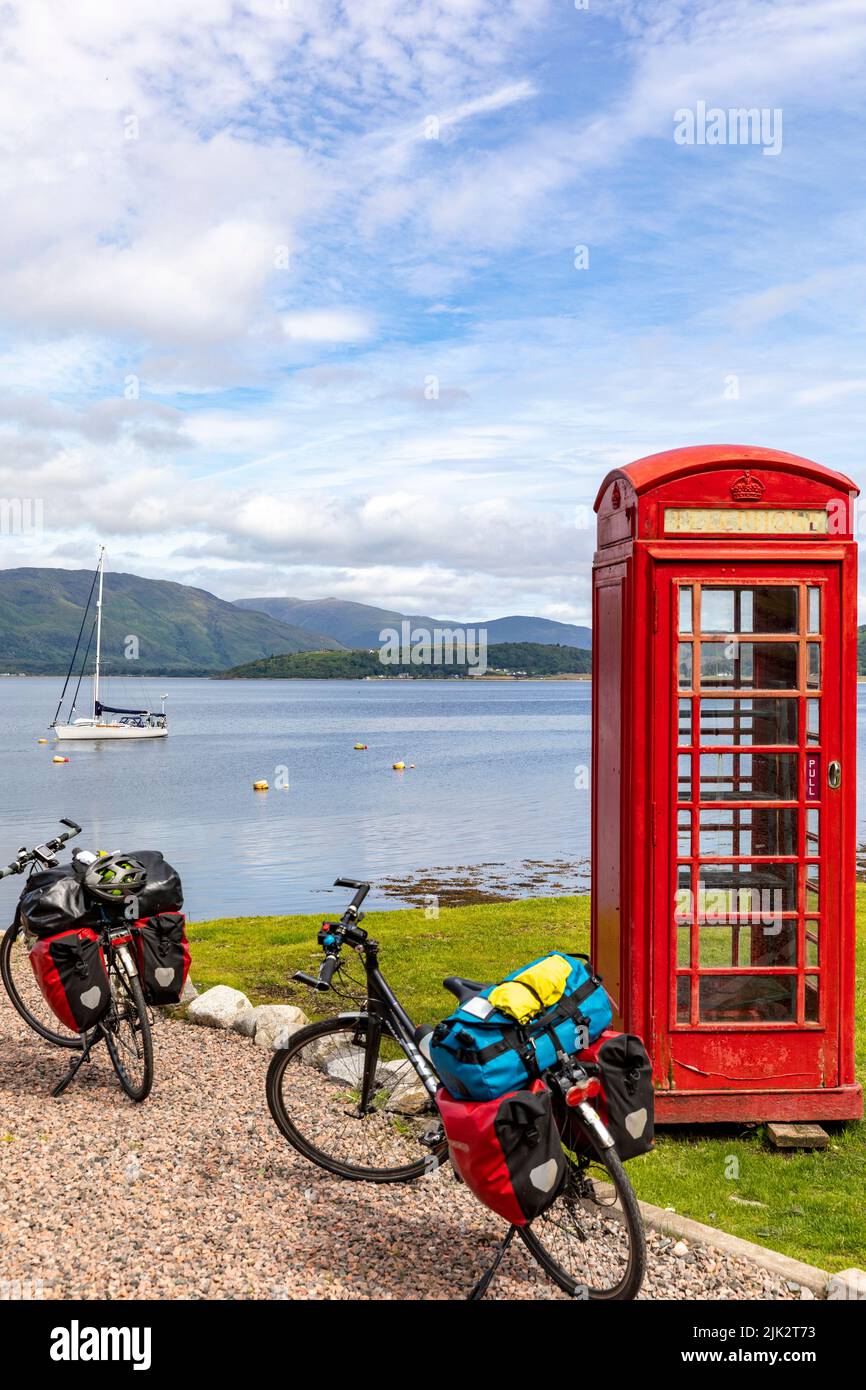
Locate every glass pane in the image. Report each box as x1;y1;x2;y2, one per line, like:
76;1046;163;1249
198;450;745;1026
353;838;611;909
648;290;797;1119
808;587;820;633
678;754;692;800
698;807;797;857
679;587;693;634
805;975;819;1024
806;920;819;967
699;697;797;746
675;864;692;920
699;974;797;1023
699;752;798;801
696;863;797;917
678;699;692;745
700;587;798;634
676;976;691;1023
806;865;819;912
807;643;821;688
700;642;799;689
807;808;819;854
698;920;796;968
677;925;691;967
807;699;820;745
678;809;692;856
678;643;693;689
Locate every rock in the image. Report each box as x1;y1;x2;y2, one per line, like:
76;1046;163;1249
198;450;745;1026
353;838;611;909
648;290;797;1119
180;978;199;1003
253;1005;309;1050
325;1055;363;1086
187;985;254;1031
378;1059;429;1114
385;1082;429;1115
233;1009;258;1038
800;1286;815;1300
672;1241;689;1258
827;1268;866;1301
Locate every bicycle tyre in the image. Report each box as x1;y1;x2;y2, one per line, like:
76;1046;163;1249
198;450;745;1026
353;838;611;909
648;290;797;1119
103;968;154;1103
0;922;84;1050
267;1016;447;1182
519;1130;646;1300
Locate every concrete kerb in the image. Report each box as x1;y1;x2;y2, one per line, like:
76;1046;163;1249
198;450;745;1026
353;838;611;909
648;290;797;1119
637;1199;834;1297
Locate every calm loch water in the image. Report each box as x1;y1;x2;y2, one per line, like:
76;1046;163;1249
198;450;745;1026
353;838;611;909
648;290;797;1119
0;677;591;920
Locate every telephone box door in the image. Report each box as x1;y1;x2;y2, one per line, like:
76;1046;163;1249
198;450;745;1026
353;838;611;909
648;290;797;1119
653;563;842;1095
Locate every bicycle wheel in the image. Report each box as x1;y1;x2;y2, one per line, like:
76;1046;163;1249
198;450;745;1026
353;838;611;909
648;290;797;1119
519;1127;646;1300
0;922;83;1050
102;958;154;1102
266;1016;447;1181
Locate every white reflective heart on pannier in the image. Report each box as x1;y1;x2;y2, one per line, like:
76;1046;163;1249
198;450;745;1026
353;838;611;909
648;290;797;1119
529;1158;560;1193
154;967;176;988
625;1107;648;1139
80;986;103;1010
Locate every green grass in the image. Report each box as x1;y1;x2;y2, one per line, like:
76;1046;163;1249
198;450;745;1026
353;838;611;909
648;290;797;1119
188;890;865;1273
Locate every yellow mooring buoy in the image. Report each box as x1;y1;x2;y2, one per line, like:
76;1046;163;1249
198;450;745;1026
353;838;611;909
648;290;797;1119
53;756;69;764
392;761;405;770
37;738;48;744
354;743;368;750
253;780;269;791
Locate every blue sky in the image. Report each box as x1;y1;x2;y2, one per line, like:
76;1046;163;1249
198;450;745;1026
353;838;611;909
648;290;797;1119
1;0;865;623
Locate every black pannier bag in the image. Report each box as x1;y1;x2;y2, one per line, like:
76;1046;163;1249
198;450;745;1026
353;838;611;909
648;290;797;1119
132;912;190;1005
125;850;184;917
575;1030;655;1161
16;866;99;939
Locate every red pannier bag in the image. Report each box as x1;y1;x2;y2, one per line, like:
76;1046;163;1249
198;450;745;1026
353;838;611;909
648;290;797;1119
29;926;110;1033
131;912;190;1005
436;1079;565;1225
573;1030;654;1161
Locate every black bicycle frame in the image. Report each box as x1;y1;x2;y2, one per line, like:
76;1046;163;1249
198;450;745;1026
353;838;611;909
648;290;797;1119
355;941;441;1110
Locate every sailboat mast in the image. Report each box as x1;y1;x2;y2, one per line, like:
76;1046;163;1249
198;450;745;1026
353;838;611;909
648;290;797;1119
93;547;105;720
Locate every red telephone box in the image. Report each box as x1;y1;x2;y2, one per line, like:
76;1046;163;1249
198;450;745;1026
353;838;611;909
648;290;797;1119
591;444;862;1123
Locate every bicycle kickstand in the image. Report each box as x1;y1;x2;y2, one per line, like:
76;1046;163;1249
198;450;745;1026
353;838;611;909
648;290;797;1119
51;1029;100;1098
467;1224;517;1301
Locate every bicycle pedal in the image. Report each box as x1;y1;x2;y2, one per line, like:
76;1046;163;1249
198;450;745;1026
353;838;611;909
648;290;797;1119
420;1125;445;1148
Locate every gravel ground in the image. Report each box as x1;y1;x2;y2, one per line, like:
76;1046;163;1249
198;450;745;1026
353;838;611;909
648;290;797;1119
0;1006;801;1301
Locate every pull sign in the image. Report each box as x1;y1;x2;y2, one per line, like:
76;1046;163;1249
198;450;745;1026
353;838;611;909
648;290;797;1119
805;753;820;801
828;760;842;790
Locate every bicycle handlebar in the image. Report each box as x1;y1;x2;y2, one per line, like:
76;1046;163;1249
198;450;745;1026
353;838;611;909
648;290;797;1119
334;877;370;912
291;878;372;992
0;819;82;879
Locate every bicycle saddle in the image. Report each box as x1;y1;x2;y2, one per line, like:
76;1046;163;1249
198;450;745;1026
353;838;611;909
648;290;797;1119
442;975;486;1005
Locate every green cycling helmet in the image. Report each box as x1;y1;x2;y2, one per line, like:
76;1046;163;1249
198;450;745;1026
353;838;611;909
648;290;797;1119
83;853;148;904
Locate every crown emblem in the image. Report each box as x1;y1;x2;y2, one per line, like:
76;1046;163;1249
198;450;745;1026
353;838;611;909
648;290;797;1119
730;470;765;501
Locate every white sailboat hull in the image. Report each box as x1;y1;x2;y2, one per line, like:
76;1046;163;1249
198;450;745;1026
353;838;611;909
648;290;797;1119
54;723;168;741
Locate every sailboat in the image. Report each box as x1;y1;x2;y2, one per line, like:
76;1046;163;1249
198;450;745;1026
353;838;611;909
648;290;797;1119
51;548;168;741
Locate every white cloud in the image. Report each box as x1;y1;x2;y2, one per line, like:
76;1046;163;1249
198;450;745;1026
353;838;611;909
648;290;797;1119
281;310;374;343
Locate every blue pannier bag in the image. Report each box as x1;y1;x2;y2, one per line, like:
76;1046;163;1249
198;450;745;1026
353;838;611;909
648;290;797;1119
429;951;612;1102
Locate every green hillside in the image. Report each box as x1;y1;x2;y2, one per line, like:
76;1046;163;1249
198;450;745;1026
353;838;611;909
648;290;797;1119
217;642;592;679
235;595;592;650
0;568;344;675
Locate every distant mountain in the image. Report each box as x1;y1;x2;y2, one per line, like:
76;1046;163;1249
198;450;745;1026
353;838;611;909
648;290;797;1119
218;642;592;680
234;595;592;650
0;568;344;675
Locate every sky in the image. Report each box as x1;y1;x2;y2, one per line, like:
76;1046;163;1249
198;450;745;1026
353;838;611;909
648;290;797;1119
1;0;866;624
